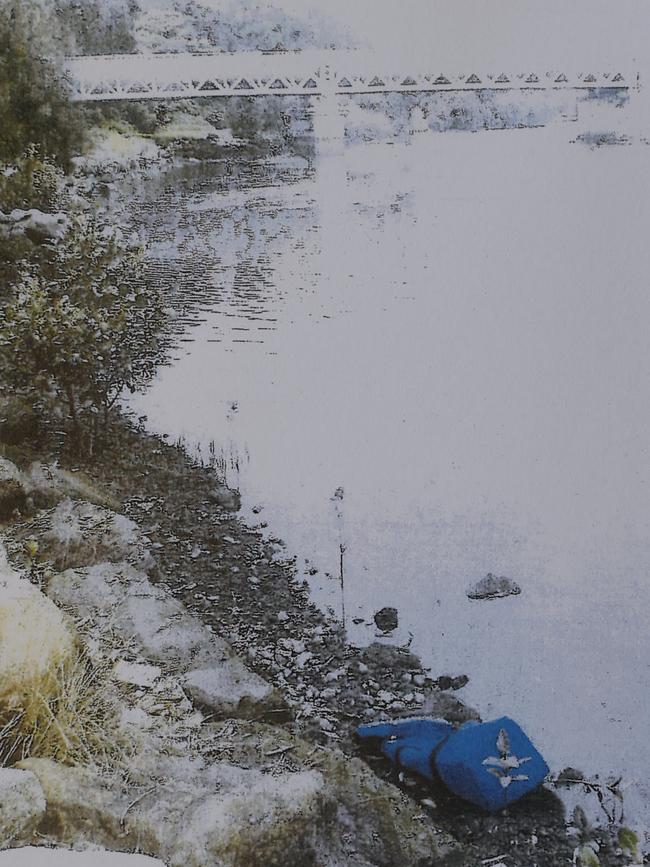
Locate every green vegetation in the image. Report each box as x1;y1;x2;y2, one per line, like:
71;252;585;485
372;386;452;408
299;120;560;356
0;0;167;454
0;218;165;452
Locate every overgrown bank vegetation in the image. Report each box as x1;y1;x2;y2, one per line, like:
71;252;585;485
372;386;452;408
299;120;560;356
0;0;165;453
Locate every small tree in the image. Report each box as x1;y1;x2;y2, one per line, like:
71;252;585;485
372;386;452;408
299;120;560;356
0;216;166;452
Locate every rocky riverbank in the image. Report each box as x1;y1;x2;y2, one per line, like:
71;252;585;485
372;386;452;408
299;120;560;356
2;409;630;866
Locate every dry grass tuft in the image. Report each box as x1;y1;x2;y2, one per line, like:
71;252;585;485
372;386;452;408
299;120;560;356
0;651;126;769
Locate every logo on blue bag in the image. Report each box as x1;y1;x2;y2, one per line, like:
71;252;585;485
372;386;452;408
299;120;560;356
482;728;531;789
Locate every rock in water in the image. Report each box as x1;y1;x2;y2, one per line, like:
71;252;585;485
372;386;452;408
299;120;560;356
467;573;521;600
207;484;241;512
374;606;399;632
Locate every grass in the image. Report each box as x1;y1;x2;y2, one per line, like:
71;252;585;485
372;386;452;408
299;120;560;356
0;651;125;769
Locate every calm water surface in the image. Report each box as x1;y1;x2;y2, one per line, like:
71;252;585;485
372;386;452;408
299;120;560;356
129;123;650;823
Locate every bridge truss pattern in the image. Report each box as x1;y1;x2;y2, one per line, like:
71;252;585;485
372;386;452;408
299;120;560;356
63;51;636;102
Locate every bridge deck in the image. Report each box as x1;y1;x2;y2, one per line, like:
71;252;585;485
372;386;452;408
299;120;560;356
63;50;636;102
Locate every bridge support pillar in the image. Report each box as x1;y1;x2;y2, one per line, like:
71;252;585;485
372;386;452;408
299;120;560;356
310;93;346;156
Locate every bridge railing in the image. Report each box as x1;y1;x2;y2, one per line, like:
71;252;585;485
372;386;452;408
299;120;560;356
62;50;638;102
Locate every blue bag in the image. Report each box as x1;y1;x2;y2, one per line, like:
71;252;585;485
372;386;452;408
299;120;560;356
357;717;454;781
356;715;549;811
435;716;549;811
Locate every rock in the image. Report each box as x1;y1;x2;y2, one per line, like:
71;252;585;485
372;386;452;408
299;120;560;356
113;661;161;688
0;209;69;245
25;463;118;511
467;573;521;600
0;544;77;740
48;563;228;668
360;642;422;673
434;674;469;691
0;768;46;846
47;562;280;721
373;606;399;632
37;501;155;573
18;718;466;867
207;484;241;512
183;661;286;721
15;758;325;867
0;851;164;866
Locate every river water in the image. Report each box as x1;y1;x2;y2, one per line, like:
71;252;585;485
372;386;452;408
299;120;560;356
128;119;650;824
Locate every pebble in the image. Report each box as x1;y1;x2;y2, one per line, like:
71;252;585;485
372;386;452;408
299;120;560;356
276;610;289;622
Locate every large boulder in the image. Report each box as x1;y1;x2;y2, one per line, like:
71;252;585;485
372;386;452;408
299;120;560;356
47;562;282;721
48;562;229;667
19;725;466;867
36;501;155;573
0;768;46;847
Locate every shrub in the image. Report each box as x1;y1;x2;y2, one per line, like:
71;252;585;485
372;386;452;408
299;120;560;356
0;148;65;213
0;216;166;453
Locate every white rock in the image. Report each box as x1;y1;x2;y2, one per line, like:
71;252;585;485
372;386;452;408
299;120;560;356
0;850;164;866
0;768;46;845
40;501;154;573
113;661;161;688
48;563;231;670
183;659;278;718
